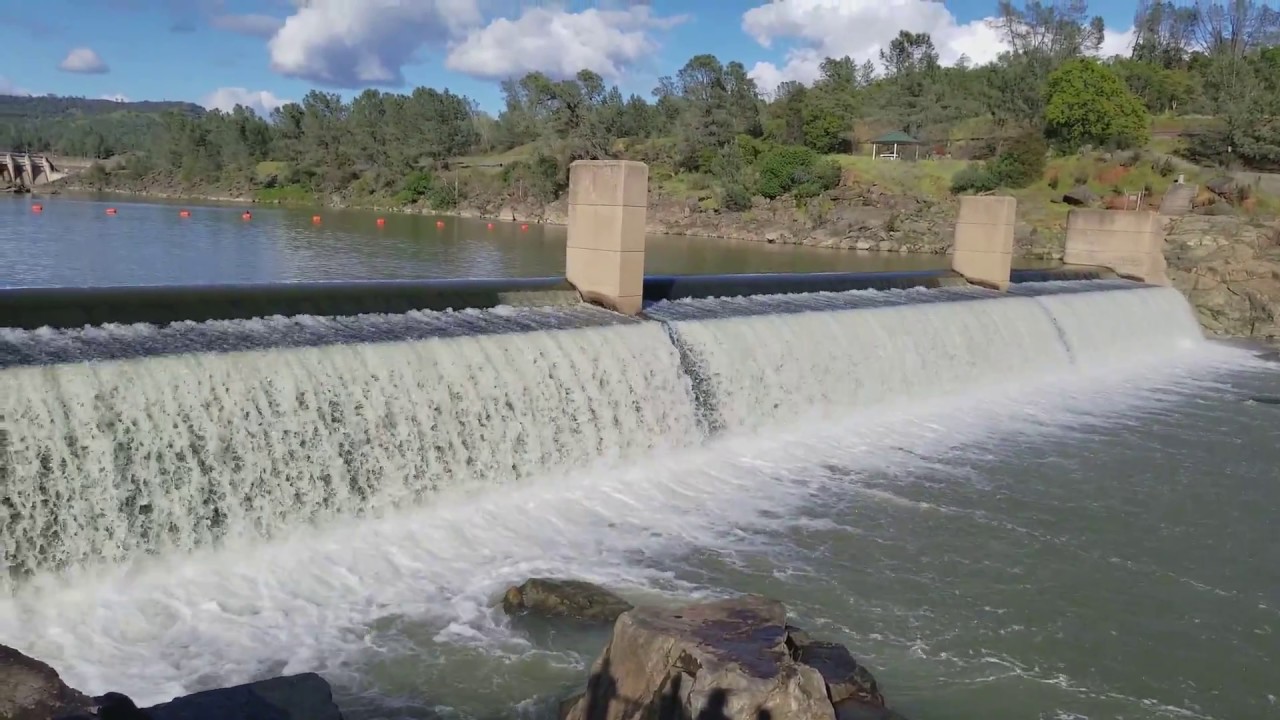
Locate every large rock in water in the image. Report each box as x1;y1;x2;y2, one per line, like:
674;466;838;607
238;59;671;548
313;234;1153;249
503;578;634;623
56;673;344;720
562;595;906;720
1164;215;1280;340
0;644;92;720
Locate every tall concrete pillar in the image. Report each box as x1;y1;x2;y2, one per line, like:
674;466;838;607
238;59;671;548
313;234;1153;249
951;195;1016;290
1063;209;1168;285
565;159;648;315
4;154;18;186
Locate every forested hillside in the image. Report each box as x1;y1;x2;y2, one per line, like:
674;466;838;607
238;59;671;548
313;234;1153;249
24;0;1280;213
0;94;204;160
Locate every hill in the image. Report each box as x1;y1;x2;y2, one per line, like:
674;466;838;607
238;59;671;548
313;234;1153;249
0;94;204;121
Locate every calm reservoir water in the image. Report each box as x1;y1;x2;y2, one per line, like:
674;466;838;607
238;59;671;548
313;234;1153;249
0;195;1276;720
1;195;947;286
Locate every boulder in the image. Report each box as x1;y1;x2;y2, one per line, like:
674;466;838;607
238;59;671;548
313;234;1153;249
59;674;344;720
1062;186;1098;207
1206;176;1238;199
502;578;634;623
562;595;905;720
0;644;92;720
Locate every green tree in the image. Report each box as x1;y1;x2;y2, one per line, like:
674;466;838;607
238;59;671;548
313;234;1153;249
1044;58;1150;149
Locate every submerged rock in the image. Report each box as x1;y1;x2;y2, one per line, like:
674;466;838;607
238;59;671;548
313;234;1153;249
561;595;906;720
502;578;634;623
0;644;92;720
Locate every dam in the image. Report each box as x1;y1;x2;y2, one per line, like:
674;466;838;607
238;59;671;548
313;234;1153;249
0;164;1277;720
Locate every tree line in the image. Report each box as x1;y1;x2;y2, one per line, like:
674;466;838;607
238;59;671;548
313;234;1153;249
3;0;1278;208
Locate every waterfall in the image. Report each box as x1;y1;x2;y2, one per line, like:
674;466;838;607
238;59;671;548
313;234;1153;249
0;280;1208;589
0;316;699;586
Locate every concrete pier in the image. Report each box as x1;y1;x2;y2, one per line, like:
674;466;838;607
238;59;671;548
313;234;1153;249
565;160;648;315
0;152;63;187
951;196;1016;289
1063;209;1169;285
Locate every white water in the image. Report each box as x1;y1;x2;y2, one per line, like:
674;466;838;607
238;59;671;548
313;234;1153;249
0;321;699;584
1032;286;1204;364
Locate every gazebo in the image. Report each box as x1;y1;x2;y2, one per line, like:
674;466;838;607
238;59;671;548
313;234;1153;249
870;131;922;160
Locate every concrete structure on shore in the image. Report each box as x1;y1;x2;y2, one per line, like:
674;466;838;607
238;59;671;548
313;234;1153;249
1;152;64;188
1063;209;1169;285
565;159;648;315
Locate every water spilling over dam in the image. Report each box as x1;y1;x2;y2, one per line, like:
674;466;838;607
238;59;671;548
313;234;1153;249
0;280;1208;586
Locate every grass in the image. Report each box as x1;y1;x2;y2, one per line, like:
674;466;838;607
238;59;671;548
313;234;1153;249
830;154;969;199
255;184;315;204
451;142;539;170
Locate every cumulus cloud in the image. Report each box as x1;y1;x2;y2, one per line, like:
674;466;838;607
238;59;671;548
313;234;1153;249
742;0;1135;90
446;5;685;80
212;13;284;37
265;0;681;87
59;47;110;74
1097;26;1137;58
100;93;130;102
202;87;289;116
268;0;485;86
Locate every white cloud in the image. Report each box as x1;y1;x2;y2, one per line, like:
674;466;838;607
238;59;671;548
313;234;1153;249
1097;26;1137;58
211;13;284;37
265;0;682;87
100;93;130;102
446;5;684;81
202;87;289;116
743;1;1140;90
0;75;31;96
59;47;110;74
267;0;485;86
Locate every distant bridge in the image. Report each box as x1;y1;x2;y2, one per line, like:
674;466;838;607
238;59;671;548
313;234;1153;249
1;152;67;188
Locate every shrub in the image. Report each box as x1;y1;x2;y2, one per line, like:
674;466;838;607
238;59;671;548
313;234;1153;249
987;133;1048;189
721;183;753;211
755;144;819;199
950;165;998;194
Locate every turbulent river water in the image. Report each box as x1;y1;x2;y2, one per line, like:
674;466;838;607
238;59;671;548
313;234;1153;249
0;196;1277;720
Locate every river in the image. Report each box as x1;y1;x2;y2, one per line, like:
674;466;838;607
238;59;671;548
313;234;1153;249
0;195;1277;720
1;194;946;287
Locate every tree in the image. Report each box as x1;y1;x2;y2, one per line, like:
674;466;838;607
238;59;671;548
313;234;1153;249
1044;58;1150;150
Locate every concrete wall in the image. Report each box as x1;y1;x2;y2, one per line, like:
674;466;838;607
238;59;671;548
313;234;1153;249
565;160;648;315
951;196;1016;289
1063;209;1168;285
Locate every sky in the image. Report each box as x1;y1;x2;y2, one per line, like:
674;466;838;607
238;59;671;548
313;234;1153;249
0;0;1146;116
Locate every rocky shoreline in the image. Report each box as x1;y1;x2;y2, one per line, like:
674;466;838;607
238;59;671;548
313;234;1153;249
2;580;908;720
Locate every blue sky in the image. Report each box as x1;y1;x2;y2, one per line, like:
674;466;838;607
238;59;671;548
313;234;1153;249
0;0;1145;115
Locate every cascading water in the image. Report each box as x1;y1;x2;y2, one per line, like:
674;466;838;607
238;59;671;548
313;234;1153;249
0;311;700;586
0;280;1208;592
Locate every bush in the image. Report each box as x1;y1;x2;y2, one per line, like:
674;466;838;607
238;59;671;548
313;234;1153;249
721;183;753;211
950;165;998;194
987;133;1047;189
755;144;819;199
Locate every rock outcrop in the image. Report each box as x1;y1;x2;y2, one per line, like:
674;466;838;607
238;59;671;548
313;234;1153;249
503;578;635;623
0;644;92;720
1164;215;1280;340
561;595;905;720
55;673;344;720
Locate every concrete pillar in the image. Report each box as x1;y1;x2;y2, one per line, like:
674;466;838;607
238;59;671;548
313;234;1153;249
4;154;18;186
951;195;1016;290
1063;209;1168;285
565;159;648;315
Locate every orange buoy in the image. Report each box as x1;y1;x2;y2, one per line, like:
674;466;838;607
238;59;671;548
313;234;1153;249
435;220;445;229
242;211;252;220
179;209;191;218
520;223;529;231
312;215;322;224
486;223;494;230
106;208;118;215
376;217;386;227
31;204;43;213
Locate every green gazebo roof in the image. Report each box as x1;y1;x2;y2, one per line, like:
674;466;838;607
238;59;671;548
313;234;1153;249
871;131;920;144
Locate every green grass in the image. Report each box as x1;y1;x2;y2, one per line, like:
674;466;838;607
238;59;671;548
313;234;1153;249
830;154;971;199
255;183;314;204
255;161;288;182
451;142;539;169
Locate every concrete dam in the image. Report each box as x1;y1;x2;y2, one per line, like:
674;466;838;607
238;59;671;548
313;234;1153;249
0;160;1197;586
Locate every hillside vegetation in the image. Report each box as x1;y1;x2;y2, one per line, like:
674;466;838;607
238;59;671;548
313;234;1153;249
18;0;1280;233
